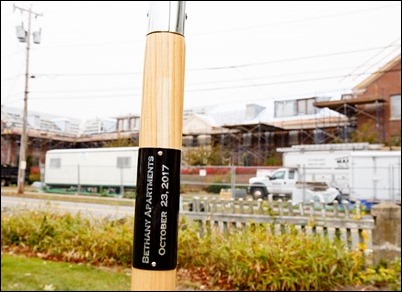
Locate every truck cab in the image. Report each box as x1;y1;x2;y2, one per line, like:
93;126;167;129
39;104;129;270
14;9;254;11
247;168;298;199
1;164;28;186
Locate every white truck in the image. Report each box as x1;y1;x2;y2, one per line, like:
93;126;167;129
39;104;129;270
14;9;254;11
247;143;401;205
248;166;344;204
44;147;139;194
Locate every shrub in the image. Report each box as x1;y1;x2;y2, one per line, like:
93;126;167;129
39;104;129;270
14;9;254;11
28;166;41;183
204;182;229;194
356;258;401;290
177;220;366;291
2;208;400;291
28;173;41;184
1;207;133;266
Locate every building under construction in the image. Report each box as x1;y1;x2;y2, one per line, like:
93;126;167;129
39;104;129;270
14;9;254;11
1;55;400;170
182;54;400;165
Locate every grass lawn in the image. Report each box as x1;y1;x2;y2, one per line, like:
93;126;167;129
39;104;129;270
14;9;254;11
1;253;131;291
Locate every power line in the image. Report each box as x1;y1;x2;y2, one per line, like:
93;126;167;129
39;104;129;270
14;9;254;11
189;65;366;86
30;92;141;100
2;87;352;113
185;69;401;92
32;71;143;78
27;3;400;48
2;45;398;81
24;64;362;94
0;49;24;60
192;46;401;71
191;2;401;37
32;86;139;94
340;38;401;82
3;68;397;103
2;63;394;99
350;49;401;82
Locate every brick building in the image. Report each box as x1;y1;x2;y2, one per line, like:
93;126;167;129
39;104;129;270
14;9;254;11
314;54;401;146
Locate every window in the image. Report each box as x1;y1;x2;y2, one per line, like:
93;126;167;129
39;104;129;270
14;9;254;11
275;98;316;117
182;136;194;147
275;100;296;117
265;132;273;146
50;158;61;169
123;119;129;131
243;133;252;147
390;95;401;119
275;101;285;117
117;157;131;168
288;170;295;179
297;98;316;115
306;98;315;114
314;129;324;144
271;171;285;180
297;99;307;115
197;135;211;146
289;130;299;145
130;118;137;130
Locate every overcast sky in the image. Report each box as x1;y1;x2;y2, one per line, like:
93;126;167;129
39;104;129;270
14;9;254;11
1;1;401;120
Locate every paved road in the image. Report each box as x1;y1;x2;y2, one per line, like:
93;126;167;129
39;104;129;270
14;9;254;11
1;195;135;220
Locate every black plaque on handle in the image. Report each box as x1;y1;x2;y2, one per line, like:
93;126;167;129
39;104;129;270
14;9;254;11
133;147;181;270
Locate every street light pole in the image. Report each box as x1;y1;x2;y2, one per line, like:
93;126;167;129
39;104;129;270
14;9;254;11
14;4;42;194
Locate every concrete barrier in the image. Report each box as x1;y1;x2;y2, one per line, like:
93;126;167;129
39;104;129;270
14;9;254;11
371;202;401;264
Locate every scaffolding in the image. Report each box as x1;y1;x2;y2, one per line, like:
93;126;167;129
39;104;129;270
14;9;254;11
314;96;386;144
1;111;139;167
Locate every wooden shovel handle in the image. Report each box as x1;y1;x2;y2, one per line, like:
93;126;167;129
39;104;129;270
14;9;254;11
139;32;186;150
131;32;185;291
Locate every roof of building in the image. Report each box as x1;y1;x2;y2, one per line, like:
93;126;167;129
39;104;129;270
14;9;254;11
205;99;346;131
1;106;119;137
353;54;401;91
313;54;400;113
2;95;347;138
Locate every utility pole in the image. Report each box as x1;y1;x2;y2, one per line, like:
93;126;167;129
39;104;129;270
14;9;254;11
14;4;43;194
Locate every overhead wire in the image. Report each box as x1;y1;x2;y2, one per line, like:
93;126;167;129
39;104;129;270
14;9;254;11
339;37;401;82
191;2;401;36
3;68;398;104
2;45;398;81
26;64;368;95
2;2;400;114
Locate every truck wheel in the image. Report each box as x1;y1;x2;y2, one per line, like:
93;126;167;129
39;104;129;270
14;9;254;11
251;187;265;199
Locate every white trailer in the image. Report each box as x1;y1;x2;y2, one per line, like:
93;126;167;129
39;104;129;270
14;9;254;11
279;143;383;196
44;147;139;194
349;151;401;203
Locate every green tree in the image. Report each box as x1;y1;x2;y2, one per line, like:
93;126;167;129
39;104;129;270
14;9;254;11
103;138;138;147
351;120;379;144
182;145;230;166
